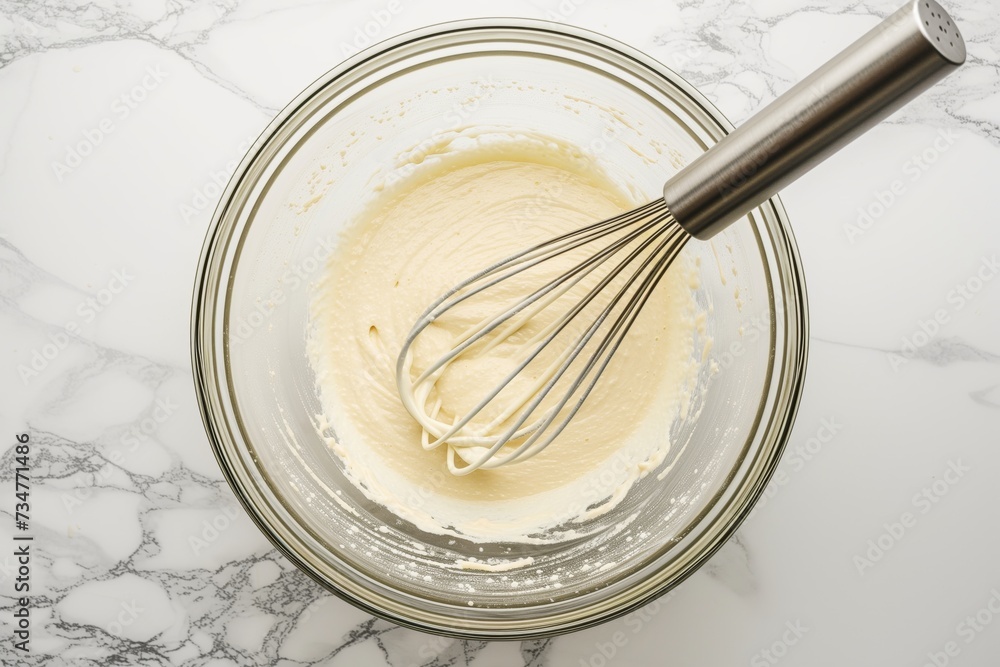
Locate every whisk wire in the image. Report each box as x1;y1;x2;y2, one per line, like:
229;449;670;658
396;200;691;474
410;203;670;388
414;206;673;447
408;206;673;442
450;216;689;473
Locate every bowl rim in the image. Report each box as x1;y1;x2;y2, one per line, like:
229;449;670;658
191;16;810;640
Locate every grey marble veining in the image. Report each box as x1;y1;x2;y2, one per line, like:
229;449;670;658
1;0;999;665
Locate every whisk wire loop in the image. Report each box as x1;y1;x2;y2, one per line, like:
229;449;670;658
396;200;689;474
453;218;689;473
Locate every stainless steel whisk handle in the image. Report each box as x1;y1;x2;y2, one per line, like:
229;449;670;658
663;0;965;240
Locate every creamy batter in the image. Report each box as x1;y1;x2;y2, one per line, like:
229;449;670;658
308;130;701;542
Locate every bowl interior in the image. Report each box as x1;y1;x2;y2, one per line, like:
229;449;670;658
198;22;804;636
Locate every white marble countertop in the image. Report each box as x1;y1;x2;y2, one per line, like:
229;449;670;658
2;0;999;664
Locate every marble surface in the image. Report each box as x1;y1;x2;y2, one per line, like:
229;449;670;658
1;0;999;664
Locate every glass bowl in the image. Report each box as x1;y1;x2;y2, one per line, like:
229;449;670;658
191;18;808;639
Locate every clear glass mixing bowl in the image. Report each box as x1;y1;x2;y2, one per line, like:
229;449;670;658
192;19;808;639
